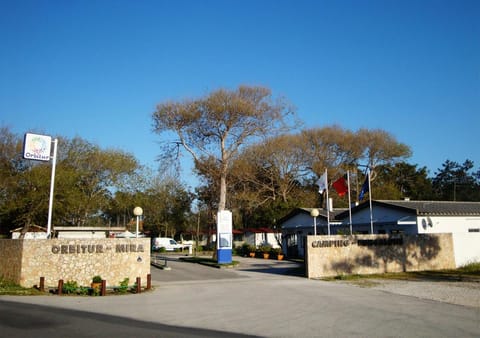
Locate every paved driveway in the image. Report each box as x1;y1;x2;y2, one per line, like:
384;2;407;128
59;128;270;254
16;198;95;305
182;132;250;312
1;256;479;337
150;255;305;284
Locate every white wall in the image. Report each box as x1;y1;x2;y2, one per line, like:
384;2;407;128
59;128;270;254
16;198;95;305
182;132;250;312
349;205;413;225
58;231;106;239
452;233;480;267
265;233;281;248
244;232;281;248
417;216;480;234
11;232;48;239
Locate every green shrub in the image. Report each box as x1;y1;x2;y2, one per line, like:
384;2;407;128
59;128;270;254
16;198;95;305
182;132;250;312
78;286;89;295
92;275;102;283
132;281;138;293
62;280;78;294
232;246;241;255
259;244;272;253
270;247;282;255
118;278;129;293
239;243;250;256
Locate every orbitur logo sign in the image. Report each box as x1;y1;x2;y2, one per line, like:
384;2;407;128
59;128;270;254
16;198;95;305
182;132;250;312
23;133;52;161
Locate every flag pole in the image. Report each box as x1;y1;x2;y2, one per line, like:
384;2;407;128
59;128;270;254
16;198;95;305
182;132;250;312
347;170;352;235
325;168;330;236
368;167;373;234
47;138;58;238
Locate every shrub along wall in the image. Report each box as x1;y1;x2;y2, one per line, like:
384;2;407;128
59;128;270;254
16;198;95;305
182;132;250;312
306;234;456;278
0;238;150;288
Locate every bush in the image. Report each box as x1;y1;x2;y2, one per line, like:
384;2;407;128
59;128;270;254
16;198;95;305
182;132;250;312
238;243;250;256
270;247;282;255
117;278;129;293
259;244;272;253
62;280;78;294
92;275;102;283
78;286;90;295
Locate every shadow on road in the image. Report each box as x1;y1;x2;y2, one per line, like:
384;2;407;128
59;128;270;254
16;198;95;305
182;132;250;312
150;255;306;283
0;299;260;338
235;258;306;277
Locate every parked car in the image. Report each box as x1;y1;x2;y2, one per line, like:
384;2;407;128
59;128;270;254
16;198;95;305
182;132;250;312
152;237;189;251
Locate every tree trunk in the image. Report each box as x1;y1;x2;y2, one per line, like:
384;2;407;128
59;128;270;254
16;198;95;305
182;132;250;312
219;172;227;211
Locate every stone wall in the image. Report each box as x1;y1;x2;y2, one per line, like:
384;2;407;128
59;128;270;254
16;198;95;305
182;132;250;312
0;238;150;288
0;239;23;284
306;234;456;278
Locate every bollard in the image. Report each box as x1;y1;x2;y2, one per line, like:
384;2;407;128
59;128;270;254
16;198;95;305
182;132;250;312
147;274;151;290
101;280;106;296
39;277;45;292
58;279;63;295
136;277;141;294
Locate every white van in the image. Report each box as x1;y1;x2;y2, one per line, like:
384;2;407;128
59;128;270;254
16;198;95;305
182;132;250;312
152;237;186;251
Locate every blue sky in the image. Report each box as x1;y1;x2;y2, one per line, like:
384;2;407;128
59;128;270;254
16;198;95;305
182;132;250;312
1;0;479;188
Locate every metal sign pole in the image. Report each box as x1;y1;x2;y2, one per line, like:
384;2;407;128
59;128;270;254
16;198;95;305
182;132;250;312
46;139;58;238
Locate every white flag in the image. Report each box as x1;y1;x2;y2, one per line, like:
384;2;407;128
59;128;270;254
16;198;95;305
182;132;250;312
316;172;327;193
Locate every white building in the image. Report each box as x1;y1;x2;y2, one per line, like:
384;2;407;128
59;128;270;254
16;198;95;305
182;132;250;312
243;227;282;249
339;200;480;235
54;226;127;239
10;225;48;239
280;208;346;257
279;200;480;265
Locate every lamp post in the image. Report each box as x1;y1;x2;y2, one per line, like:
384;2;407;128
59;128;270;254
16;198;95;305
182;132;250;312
133;207;143;238
310;208;319;236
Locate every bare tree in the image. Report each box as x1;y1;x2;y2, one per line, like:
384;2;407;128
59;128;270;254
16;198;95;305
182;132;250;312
356;128;411;168
230;133;308;207
300;125;362;178
152;85;295;211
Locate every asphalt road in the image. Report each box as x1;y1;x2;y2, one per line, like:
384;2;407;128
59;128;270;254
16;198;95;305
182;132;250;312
1;256;479;337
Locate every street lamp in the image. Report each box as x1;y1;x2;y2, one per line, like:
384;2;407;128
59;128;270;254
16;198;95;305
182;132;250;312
310;208;319;236
133;206;143;238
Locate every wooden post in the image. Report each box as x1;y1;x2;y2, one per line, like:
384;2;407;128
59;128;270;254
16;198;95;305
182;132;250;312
58;279;63;295
136;277;141;294
101;280;106;296
146;274;151;290
39;277;45;292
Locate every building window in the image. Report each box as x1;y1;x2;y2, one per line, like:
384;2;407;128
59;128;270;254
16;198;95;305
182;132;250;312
468;228;480;233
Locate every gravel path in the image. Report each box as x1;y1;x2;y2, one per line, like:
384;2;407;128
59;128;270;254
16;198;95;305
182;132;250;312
346;279;480;308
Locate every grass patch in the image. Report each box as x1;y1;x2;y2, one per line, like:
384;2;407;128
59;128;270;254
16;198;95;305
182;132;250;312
458;261;480;274
0;277;44;296
322;261;480;283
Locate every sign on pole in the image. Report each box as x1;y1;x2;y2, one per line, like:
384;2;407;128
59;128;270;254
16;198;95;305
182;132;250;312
217;210;233;264
23;133;52;161
23;133;57;238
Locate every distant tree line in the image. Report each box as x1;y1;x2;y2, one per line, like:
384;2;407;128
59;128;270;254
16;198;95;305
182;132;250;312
152;86;480;230
194;128;480;229
0;126;192;237
1;86;479;237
